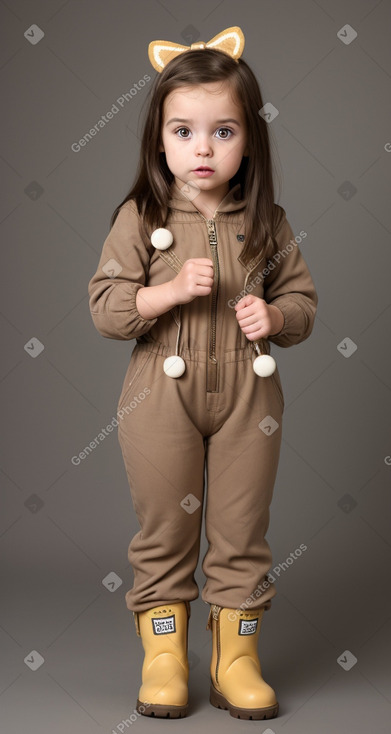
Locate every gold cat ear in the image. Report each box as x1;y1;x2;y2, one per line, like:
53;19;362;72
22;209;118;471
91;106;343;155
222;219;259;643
148;26;245;73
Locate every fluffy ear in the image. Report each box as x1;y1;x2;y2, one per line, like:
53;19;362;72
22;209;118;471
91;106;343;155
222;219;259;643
148;40;189;73
148;26;245;73
206;26;245;60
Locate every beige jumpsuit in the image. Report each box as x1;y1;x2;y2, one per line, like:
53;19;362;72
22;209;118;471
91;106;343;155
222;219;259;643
88;181;318;614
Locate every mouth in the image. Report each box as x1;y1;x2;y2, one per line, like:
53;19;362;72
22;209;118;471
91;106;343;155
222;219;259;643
193;166;215;172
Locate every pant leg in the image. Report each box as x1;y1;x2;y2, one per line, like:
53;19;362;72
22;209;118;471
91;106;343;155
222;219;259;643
201;351;284;611
117;345;210;613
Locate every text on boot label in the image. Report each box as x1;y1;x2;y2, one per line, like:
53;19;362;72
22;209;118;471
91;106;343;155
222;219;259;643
239;619;258;635
152;614;176;635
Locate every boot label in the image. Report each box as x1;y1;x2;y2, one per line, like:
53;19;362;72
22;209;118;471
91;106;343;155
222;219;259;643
239;618;258;635
152;614;176;635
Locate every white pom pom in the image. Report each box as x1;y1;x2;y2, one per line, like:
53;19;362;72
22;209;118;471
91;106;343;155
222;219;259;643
151;228;173;250
163;355;186;378
253;354;276;377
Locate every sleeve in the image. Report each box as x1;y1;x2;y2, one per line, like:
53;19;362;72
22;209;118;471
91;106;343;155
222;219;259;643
87;200;158;341
263;206;319;348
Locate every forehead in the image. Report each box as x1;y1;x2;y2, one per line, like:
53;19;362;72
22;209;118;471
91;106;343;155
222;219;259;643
163;82;242;119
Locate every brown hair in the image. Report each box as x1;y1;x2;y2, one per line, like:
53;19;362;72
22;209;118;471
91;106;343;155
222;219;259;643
110;48;284;265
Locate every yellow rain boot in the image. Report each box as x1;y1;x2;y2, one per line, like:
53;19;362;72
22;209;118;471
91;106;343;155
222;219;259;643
134;601;190;718
206;604;279;720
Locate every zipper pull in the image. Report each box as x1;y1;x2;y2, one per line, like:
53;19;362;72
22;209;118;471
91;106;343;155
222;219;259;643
211;603;222;620
206;603;222;630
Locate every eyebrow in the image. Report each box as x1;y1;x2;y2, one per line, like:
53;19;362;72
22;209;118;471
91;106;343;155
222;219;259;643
165;117;241;126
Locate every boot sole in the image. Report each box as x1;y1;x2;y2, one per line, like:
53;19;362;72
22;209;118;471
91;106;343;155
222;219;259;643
210;682;279;720
136;699;188;718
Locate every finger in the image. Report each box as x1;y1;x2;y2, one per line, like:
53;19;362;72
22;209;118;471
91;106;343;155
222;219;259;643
236;306;257;321
196;274;213;285
238;314;260;327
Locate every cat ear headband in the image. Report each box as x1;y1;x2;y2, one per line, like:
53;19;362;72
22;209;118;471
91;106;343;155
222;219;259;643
148;25;245;73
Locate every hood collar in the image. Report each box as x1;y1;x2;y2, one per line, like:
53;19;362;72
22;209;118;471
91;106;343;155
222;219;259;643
168;179;246;215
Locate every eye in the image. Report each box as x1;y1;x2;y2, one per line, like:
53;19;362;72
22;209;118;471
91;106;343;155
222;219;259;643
216;127;233;139
175;127;191;138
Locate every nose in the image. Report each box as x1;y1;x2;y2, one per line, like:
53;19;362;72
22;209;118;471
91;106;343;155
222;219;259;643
195;134;213;157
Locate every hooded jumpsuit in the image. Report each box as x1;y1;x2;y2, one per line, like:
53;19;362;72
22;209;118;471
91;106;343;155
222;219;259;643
88;180;318;616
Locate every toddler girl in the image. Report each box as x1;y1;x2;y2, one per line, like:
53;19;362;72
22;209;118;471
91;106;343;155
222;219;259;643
88;26;318;721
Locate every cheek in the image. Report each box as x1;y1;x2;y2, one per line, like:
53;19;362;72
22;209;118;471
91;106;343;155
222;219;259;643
163;140;176;160
162;131;175;150
165;138;181;155
225;141;244;159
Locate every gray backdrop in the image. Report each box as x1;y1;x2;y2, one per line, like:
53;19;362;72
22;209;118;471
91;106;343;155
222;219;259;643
1;1;390;732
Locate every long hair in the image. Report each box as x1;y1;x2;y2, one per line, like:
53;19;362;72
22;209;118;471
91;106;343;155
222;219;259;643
110;48;284;265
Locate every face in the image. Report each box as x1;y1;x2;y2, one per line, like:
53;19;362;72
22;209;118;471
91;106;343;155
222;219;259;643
160;81;248;199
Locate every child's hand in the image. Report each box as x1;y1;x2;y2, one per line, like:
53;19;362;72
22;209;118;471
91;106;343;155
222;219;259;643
171;258;214;305
234;294;284;340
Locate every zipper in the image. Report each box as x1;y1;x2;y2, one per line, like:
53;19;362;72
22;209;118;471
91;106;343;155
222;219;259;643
206;219;219;388
206;603;222;686
133;611;140;637
198;211;220;392
197;210;268;388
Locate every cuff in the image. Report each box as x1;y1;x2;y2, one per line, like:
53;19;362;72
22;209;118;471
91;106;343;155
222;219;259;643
269;302;288;337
